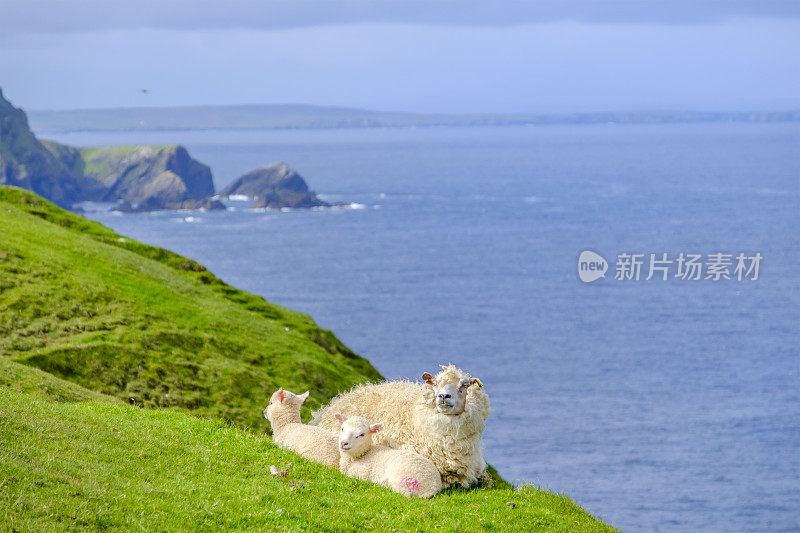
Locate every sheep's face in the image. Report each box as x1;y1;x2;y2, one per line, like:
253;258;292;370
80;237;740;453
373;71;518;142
263;388;309;423
335;414;382;457
422;366;483;416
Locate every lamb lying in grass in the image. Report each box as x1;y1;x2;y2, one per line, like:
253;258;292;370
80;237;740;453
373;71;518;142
335;413;442;498
263;388;339;469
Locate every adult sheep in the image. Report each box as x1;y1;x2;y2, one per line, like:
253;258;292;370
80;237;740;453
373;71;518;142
311;364;491;488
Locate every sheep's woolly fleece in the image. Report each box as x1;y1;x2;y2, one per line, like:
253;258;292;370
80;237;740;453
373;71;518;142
264;389;340;469
312;365;491;488
337;415;442;498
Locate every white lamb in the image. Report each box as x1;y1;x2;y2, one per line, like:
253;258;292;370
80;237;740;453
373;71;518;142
263;388;340;469
312;365;491;488
335;414;442;498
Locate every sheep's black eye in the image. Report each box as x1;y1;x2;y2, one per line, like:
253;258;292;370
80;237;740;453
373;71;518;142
359;433;365;437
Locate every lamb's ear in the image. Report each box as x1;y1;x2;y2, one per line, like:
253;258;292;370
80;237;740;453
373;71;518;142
470;378;483;389
421;372;435;386
369;423;383;434
334;413;346;425
277;389;286;404
298;391;310;403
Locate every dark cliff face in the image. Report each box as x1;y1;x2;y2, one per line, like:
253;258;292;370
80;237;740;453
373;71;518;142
0;89;81;207
220;162;328;209
169;146;216;199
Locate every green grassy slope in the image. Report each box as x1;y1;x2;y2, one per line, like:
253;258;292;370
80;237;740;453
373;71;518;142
0;367;615;532
0;356;118;404
0;185;381;431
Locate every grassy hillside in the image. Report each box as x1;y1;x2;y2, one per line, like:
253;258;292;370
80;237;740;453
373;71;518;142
0;185;615;530
0;356;118;404
0;363;615;532
0;185;380;431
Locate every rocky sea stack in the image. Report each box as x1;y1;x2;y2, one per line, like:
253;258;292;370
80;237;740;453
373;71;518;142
220;162;328;209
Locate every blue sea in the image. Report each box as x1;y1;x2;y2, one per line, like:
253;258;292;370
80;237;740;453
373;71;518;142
44;123;799;532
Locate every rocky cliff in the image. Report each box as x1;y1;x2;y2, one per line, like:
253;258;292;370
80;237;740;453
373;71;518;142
66;143;221;210
1;89;329;211
0;89;82;207
219;162;328;209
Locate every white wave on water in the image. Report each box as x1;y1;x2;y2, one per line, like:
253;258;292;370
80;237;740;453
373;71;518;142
72;200;118;213
693;185;798;197
755;187;795;196
469;194;497;202
523;196;544;204
227;194;251;201
600;183;629;198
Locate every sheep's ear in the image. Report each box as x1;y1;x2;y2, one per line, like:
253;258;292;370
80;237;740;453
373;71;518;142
334;413;346;425
298;391;310;403
276;389;286;404
470;378;483;389
421;372;435;386
369;423;382;434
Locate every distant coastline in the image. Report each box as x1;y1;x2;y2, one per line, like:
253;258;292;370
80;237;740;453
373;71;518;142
28;104;800;133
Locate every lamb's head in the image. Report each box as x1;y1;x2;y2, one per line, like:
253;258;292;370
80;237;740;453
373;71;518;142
335;413;382;458
263;388;309;425
421;364;484;416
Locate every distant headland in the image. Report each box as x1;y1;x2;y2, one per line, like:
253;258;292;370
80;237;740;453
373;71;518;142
26;103;800;133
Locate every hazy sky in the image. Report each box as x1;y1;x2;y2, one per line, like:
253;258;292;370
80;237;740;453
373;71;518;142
1;0;799;113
